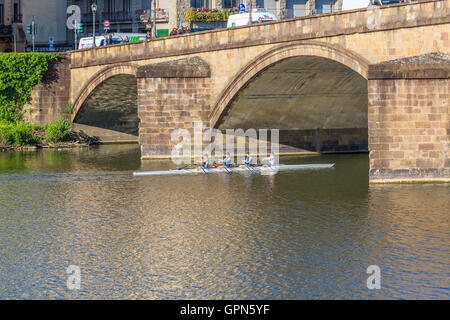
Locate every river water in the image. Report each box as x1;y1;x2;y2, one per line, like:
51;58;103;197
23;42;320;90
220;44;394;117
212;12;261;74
0;145;448;299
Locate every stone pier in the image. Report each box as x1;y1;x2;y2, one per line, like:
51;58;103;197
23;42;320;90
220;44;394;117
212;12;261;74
368;53;450;183
136;57;211;158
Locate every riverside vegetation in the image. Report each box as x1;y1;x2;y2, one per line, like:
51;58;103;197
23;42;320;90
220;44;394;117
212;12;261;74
0;53;95;150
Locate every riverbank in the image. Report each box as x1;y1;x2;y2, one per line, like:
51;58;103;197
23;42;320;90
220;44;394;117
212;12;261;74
0;141;99;152
0;120;100;152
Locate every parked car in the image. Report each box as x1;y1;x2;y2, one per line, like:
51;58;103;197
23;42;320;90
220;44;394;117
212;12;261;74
379;0;405;4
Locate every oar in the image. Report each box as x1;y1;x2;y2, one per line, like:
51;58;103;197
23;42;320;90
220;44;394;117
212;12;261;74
223;165;231;174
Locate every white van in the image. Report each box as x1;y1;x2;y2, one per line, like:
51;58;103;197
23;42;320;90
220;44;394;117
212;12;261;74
78;36;103;49
78;33;147;50
227;9;277;28
341;0;387;11
342;0;370;10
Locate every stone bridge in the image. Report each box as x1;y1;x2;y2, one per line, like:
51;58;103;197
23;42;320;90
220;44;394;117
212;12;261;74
27;0;449;183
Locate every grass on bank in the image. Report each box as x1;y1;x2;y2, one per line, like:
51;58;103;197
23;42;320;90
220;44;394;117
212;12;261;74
0;53;75;148
0;119;73;147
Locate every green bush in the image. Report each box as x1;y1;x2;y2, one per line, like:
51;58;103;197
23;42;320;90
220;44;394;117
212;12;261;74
186;9;232;23
0;52;60;123
45;118;73;143
0;121;37;146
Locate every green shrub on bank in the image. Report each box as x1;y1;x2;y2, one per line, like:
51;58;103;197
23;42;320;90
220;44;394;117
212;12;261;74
0;121;38;146
186;9;232;23
0;53;60;123
0;119;73;146
45;118;73;143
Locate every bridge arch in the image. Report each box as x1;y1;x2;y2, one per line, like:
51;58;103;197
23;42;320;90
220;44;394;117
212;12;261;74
71;63;139;122
209;41;370;129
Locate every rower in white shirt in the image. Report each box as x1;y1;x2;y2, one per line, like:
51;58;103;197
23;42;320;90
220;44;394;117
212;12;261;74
263;152;275;167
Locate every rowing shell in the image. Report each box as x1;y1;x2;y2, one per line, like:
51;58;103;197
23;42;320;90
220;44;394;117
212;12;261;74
133;163;335;176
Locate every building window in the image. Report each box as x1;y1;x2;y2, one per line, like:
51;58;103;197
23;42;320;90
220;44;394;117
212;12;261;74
13;1;21;22
223;0;241;9
315;0;334;14
191;0;210;9
123;0;131;12
141;0;151;10
105;0;116;13
0;4;4;25
286;0;306;18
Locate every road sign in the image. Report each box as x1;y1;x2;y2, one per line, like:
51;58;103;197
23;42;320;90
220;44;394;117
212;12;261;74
239;4;245;13
103;20;111;28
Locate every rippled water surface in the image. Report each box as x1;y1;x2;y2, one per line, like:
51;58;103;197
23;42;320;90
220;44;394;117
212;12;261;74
0;145;448;299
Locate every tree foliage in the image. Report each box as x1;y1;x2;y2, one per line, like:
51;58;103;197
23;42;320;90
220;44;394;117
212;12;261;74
0;53;60;123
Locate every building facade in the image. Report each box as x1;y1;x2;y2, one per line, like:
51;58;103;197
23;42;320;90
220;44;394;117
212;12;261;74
68;0;170;40
1;1;166;52
167;0;344;30
22;0;72;51
0;0;345;52
0;0;26;52
0;0;74;52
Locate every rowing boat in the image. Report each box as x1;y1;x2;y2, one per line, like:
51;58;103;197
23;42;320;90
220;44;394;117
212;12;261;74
133;163;335;176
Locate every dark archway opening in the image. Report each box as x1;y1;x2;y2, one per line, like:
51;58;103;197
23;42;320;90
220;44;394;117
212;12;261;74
216;56;368;153
74;74;139;136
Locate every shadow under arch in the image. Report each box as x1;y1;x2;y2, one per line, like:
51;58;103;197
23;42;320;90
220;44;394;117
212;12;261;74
71;64;140;136
209;41;370;129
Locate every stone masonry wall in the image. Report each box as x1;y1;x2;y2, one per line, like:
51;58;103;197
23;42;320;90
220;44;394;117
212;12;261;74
136;57;212;158
23;55;71;125
368;78;449;182
137;76;211;158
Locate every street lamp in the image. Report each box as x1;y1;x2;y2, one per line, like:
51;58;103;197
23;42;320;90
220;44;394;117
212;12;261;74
91;3;97;47
248;0;253;25
152;0;157;39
